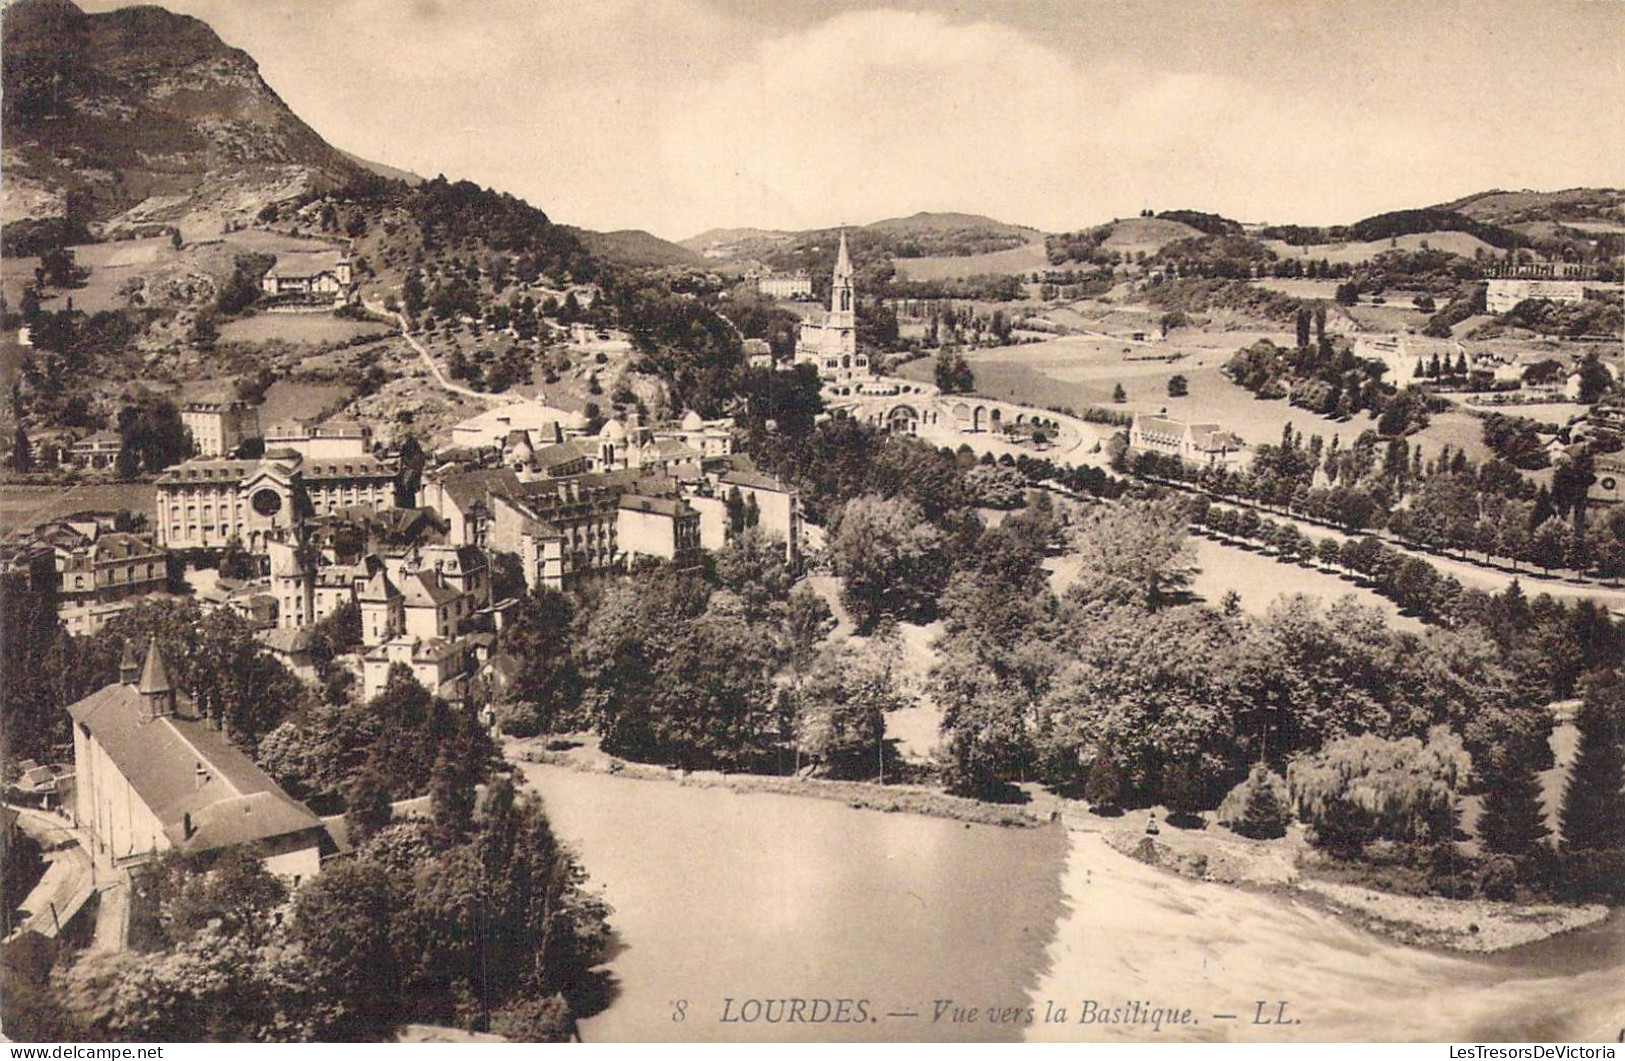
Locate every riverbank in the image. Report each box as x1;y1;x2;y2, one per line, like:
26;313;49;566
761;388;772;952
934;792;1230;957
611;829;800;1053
1084;808;1609;954
510;735;1044;829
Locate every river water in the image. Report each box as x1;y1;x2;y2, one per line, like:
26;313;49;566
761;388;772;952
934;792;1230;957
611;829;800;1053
520;763;1624;1043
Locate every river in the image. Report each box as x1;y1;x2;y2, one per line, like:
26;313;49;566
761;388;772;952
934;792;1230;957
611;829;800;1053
519;762;1624;1043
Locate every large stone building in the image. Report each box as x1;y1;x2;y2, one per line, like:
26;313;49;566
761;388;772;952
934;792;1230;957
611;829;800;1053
1485;278;1599;314
264;418;372;460
756;271;813;300
68;641;325;881
155;452;395;550
181;400;261;458
796;232;870;383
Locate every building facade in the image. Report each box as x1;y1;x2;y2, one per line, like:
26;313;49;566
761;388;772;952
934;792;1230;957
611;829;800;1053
1128;414;1244;468
181;400;261;458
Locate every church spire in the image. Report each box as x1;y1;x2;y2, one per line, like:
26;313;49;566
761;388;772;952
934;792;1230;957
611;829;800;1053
137;637;176;720
830;230;854;321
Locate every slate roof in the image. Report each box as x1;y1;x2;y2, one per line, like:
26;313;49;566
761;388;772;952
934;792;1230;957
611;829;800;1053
66;681;321;854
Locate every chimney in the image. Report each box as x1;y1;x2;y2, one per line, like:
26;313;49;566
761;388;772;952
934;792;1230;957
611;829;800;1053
195;761;209;789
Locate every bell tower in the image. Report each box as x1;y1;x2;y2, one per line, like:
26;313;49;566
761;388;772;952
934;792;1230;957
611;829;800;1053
829;231;855;330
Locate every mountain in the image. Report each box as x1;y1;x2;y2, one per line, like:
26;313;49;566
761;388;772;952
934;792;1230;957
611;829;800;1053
567;227;704;269
1;0;367;236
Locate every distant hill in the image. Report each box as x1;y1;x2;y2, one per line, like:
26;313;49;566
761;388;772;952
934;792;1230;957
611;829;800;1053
1434;188;1625;227
682;212;1043;276
567;227;703;269
1;0;367;238
340;150;424;187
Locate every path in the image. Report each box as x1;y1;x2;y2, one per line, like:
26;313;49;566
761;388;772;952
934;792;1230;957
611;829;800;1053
1193;494;1625;611
363;299;522;406
7;806;131;949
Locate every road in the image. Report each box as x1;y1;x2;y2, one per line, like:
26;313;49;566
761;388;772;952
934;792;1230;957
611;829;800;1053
8;809;94;940
363;299;523;406
7;806;131;949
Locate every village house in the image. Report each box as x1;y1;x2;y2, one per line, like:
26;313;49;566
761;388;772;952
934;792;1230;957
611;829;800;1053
361;635;469;702
259;252;355;305
1128;413;1244;468
68;640;326;882
68;431;124;470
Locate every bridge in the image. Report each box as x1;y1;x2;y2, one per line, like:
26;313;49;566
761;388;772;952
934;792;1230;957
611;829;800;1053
822;376;1098;460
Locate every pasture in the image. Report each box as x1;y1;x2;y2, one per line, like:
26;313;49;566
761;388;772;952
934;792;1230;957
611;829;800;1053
1;237;175;314
257;380;354;426
1260;231;1498;265
218;312;391;346
891;240;1049;281
0;482;157;533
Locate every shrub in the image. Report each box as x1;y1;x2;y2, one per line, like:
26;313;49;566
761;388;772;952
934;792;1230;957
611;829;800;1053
1217;764;1291;839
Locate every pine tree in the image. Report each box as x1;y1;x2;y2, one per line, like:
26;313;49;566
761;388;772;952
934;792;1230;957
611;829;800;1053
10;424;31;473
1479;756;1551;855
1112;383;1127;404
1560;674;1625;851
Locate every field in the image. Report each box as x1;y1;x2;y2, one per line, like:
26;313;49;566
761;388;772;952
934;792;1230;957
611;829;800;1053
217;312;392;346
900;329;1364;451
1260;231;1498;265
0;482;157;532
891;240;1049;281
1;237;175;314
1045;535;1425;633
258;380;354;425
1093;217;1201;255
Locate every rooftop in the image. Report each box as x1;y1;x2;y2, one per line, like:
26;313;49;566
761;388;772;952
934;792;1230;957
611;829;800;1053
66;681;321;854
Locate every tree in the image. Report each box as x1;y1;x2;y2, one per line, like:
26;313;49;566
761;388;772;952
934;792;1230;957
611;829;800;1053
1576;353;1613;404
188;313;219;351
934;348;974;393
1166;374;1188;398
343;766;393;843
430;742;479;836
1083;753;1123;813
1288;728;1468;852
1065;498;1196;609
1559;671;1625;852
795;642;909;779
1112;382;1127;403
10;423;32;472
1478;755;1551;856
829;494;951;631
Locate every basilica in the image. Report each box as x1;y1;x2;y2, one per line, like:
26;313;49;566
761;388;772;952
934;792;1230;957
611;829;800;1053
794;232;870;383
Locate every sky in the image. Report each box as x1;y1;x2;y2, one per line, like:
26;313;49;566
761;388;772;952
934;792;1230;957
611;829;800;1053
81;0;1625;240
